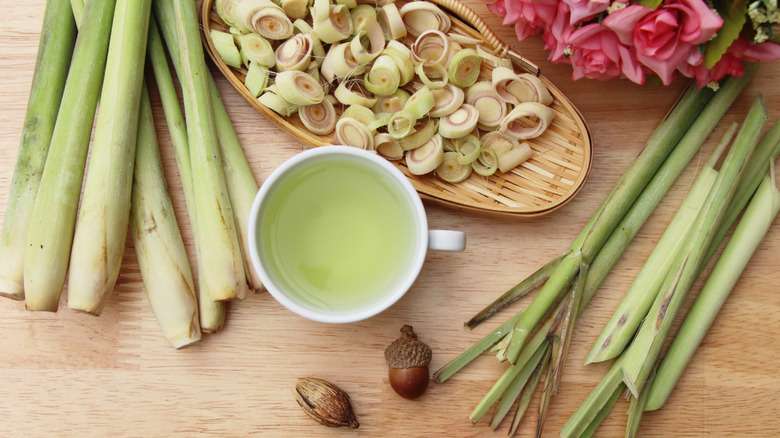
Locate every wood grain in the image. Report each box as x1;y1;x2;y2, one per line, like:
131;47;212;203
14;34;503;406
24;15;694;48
1;1;779;437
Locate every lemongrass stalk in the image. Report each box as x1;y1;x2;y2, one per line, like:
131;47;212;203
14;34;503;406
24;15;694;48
131;85;201;348
645;170;780;411
0;0;76;300
626;382;650;438
561;357;625;438
507;349;546;437
621;96;769;397
580;384;623;438
154;0;248;302
23;0;116;311
208;75;263;292
489;343;549;429
146;19;226;332
67;0;152;314
585;124;736;364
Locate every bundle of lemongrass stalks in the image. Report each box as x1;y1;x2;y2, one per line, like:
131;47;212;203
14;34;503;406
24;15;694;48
0;0;261;349
432;68;779;436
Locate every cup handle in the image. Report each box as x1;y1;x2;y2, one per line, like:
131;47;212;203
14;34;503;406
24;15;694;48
428;230;466;252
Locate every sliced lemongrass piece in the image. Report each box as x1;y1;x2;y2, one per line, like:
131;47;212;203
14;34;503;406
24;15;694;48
411;30;450;67
311;0;329;22
280;0;308;20
363;55;400;96
466;81;508;131
274;70;324;105
373;89;408;116
233;0;293;39
399;2;451;37
406;134;444;175
439;104;478;139
415;62;448;89
335;0;357;7
216;0;238;26
387;109;417;139
320;42;365;82
447;32;481;46
492;66;553;105
481;130;519;156
454;134;480;164
476;44;512;69
307;64;330;95
244;62;270;96
367;114;391;131
382;40;415;86
237;32;276;67
399;117;437;150
275;33;312;71
472;147;498;176
336;117;374;150
334;80;376;107
258;90;296;116
448;48;481;88
430;83;464;118
442;137;456;152
377;3;406;40
403;86;435;119
445;40;462;64
211;30;242;68
498;142;534;173
350;19;384;65
499;101;555;139
299;99;337;135
350;4;376;30
313;4;353;44
342;104;376;126
375;133;404;160
436;151;472;183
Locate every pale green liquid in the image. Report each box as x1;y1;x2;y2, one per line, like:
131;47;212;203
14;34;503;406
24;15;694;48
259;156;418;313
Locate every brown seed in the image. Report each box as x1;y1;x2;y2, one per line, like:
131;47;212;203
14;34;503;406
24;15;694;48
293;377;359;428
384;325;432;400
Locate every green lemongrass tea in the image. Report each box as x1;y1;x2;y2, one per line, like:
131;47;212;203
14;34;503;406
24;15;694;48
258;156;420;313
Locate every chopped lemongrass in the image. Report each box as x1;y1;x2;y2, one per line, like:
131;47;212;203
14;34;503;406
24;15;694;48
382;40;415;85
387;109;417;139
244;61;270;96
415;62;448;89
350;18;384;64
398;117;437;150
436;151;472;183
466;81;508;131
274;70;325;105
342;104;376;126
364;54;400;96
454;134;480;164
373;90;408;116
0;0;76;301
403;86;435;119
471;147;498;176
299;99;337;135
333;80;376;107
430;83;464;118
313;4;353;43
411;30;450;67
497;142;534;173
375;133;404;160
274;33;312;71
439;104;479;139
350;4;376;30
499;102;555;140
216;0;238;26
492;66;553;105
321;43;365;81
280;0;308;19
406;134;444;174
237;32;276;68
336;117;374;150
211;29;242;68
377;3;406;40
448;49;481;88
399;2;451;37
481;131;519;158
258;90;297;116
233;0;293;39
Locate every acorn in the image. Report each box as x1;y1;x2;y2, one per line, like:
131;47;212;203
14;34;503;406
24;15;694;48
384;325;432;400
293;377;359;429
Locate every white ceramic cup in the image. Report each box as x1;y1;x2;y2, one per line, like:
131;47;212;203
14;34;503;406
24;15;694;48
248;145;466;323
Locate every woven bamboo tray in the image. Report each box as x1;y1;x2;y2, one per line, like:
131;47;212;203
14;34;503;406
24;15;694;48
200;0;593;217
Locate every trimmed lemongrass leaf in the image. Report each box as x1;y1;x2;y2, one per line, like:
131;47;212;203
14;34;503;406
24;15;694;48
579;384;623;438
626;379;650;438
507;347;547;437
561;357;625;438
489;343;549;430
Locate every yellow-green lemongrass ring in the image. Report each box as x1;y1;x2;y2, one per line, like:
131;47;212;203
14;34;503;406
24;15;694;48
293;18;312;33
444;39;462;64
374;133;404;160
471;147;498;176
499;102;555;140
497;142;534;173
436;151;472;183
465;81;507;131
438;104;478;138
244;62;270;96
274;70;325;105
350;20;385;65
372;89;408;117
398;2;451;37
216;0;239;27
430;84;464;118
280;0;309;19
235;0;294;39
333;80;377;107
364;55;401;96
350;4;377;31
335;0;357;8
387;109;417;139
232;0;277;33
516;73;553;105
367;113;391;131
448;48;481;88
442;137;456;152
313;4;354;44
382;40;415;86
492;67;553;105
480;131;519;157
454;134;480;164
320;43;365;82
399;117;438;150
406;134;444;175
377;3;406;40
211;30;242;69
258;90;296;116
476;45;512;69
275;33;312;71
447;32;481;46
237;32;276;67
336;117;374;150
343;104;376;127
311;0;330;22
299;98;337;135
358;0;392;6
415;62;448;89
402;86;435;119
411;30;450;67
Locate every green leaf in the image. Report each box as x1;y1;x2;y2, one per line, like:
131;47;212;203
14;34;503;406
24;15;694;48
703;0;748;68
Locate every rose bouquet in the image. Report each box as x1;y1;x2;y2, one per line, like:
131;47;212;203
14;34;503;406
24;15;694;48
487;0;780;86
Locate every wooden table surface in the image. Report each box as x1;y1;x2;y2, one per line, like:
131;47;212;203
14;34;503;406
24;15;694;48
1;1;779;437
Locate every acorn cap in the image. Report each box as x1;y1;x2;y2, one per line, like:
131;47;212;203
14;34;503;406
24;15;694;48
384;325;432;369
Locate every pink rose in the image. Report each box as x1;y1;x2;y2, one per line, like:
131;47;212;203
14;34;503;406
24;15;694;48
567;23;645;83
542;2;575;63
604;0;723;85
681;37;780;87
562;0;610;25
499;0;558;41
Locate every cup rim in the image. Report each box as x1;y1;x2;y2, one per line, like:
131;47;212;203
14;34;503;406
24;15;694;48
248;145;428;323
